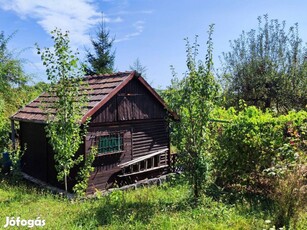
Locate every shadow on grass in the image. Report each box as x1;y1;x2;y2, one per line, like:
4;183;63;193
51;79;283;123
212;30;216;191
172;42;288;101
96;200;157;226
206;183;275;216
76;190;194;227
0;174;63;205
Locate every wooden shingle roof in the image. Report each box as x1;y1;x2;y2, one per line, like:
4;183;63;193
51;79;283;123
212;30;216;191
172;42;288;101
11;71;178;123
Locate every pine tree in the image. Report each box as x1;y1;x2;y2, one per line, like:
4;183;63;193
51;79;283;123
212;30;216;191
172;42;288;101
129;58;147;79
85;17;115;75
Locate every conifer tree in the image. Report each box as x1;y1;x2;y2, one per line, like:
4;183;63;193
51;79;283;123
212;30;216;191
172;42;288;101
85;17;115;75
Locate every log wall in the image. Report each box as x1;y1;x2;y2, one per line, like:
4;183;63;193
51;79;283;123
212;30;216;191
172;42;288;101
86;119;169;193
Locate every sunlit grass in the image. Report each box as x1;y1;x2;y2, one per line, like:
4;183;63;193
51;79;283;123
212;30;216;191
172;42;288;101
0;176;305;229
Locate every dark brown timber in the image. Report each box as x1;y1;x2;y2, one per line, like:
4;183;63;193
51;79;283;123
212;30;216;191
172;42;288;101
11;71;177;194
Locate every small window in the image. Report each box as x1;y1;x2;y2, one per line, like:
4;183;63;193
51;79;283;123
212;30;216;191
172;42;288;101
98;133;123;154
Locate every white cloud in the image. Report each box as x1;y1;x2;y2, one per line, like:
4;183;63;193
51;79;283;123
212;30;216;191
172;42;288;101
115;20;145;43
104;16;123;23
0;0;121;46
110;10;154;16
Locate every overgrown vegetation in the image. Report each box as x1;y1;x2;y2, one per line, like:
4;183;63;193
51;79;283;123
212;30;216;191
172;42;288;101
37;29;94;195
211;107;306;191
163;25;220;201
1;14;306;229
162;16;306;228
2;176;305;230
220;14;307;112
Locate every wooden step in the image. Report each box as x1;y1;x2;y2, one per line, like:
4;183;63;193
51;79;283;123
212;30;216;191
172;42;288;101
117;165;168;177
118;148;168;168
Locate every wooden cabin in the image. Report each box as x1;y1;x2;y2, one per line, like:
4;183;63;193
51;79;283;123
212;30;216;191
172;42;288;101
10;71;177;193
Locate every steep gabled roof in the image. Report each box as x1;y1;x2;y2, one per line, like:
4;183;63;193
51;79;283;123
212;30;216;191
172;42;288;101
11;71;178;123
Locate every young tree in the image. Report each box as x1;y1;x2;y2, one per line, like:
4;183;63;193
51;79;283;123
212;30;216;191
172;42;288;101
85;17;115;75
129;58;147;79
220;14;307;112
37;29;89;193
165;25;220;201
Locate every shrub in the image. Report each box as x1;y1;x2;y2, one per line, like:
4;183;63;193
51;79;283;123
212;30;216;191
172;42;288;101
271;165;306;229
211;106;307;194
270;120;307;229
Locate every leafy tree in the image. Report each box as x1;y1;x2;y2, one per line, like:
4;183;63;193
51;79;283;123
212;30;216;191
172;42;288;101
0;31;42;174
0;98;8;153
165;25;220;201
37;29;90;193
0;31;27;88
0;31;29;116
129;58;147;79
0;31;32;153
85;18;115;75
220;14;307;112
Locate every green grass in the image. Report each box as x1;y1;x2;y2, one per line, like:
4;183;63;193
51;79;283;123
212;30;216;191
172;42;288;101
0;176;305;230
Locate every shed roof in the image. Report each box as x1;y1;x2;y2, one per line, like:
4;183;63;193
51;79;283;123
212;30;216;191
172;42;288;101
11;71;178;123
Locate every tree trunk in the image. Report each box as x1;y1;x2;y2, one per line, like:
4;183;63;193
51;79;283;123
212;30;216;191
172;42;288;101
64;171;68;193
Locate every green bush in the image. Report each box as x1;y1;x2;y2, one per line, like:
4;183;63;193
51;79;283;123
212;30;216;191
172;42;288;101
211;106;307;193
0;98;9;153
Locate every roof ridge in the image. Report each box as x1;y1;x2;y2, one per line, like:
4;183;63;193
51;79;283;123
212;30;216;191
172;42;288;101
84;71;134;79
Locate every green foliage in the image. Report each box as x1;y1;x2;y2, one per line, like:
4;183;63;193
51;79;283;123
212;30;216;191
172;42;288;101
0;31;28;92
6;141;26;178
220;14;307;112
165;25;220;200
37;29;90;193
211;106;307;193
0;31;29;117
209;106;307;227
269;119;306;229
271;165;306;229
73;147;96;197
0;98;9;153
0;31;40;154
85;19;115;75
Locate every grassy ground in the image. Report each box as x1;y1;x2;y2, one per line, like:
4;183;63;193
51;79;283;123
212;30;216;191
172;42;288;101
0;176;306;230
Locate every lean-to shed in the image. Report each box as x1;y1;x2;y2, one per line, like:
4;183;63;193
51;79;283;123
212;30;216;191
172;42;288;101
10;71;177;193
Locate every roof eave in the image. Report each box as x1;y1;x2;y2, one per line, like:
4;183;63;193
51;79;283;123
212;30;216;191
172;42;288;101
10;117;47;124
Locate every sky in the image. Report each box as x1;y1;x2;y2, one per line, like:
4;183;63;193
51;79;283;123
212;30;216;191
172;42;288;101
1;0;307;88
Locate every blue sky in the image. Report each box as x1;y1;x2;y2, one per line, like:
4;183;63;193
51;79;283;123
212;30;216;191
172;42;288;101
1;0;307;88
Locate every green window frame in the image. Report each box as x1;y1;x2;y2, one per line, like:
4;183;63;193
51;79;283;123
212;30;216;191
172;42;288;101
98;133;123;154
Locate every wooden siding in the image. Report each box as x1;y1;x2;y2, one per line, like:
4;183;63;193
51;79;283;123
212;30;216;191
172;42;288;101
15;73;173;194
90;97;117;123
20;122;83;191
20;122;48;181
91;78;167;123
86;126;132;193
86;119;169;193
132;121;169;161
